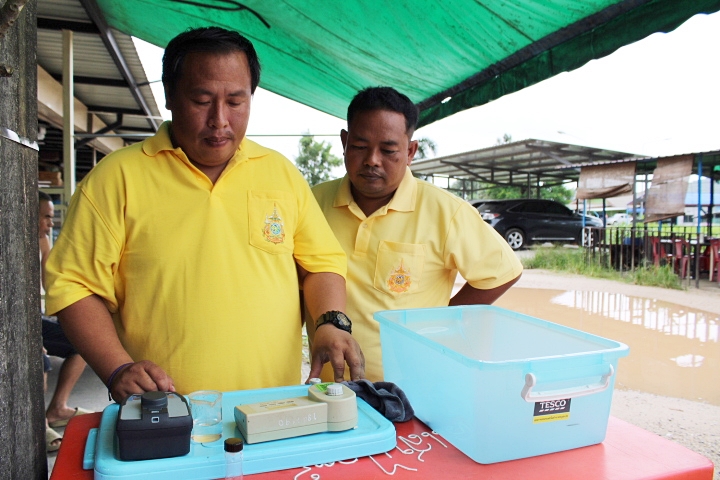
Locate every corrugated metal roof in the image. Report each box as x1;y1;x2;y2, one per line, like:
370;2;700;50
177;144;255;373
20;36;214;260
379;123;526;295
411;140;720;191
36;0;162;179
38;0;88;21
410;139;642;188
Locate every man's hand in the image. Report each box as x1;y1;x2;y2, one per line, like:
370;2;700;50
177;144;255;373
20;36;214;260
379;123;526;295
308;324;365;383
109;360;175;404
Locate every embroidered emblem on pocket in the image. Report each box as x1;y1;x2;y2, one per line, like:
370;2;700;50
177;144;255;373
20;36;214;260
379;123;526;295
387;259;412;293
263;204;285;244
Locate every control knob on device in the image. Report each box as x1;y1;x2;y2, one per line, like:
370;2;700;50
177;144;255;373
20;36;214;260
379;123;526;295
327;383;343;396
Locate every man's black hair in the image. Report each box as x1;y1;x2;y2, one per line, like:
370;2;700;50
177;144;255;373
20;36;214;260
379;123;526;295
162;27;261;99
347;87;419;135
39;190;52;203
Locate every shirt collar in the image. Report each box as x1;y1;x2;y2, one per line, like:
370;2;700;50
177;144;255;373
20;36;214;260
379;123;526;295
334;167;417;213
142;121;273;167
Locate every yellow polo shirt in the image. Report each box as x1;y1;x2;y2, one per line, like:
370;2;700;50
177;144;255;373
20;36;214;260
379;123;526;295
45;122;346;394
310;168;522;381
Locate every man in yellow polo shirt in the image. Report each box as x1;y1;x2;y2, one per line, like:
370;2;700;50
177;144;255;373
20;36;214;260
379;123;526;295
309;87;523;382
45;27;364;402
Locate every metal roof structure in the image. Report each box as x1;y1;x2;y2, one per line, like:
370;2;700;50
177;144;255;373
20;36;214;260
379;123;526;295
36;0;162;180
410;139;643;189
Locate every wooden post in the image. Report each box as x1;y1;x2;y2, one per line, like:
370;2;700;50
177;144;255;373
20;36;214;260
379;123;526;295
0;0;48;478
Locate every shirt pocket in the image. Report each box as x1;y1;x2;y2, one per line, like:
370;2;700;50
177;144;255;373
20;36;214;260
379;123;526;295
248;190;296;254
373;241;425;297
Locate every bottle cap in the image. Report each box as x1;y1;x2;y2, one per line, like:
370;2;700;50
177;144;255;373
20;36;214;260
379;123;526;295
309;377;322;385
327;383;343;396
224;437;244;452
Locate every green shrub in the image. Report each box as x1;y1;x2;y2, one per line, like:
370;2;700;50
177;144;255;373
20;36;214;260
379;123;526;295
522;247;683;289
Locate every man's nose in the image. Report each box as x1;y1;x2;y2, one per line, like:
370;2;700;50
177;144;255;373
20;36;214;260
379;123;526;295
363;148;382;167
207;102;229;129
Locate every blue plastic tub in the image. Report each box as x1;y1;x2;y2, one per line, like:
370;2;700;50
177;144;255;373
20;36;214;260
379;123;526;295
375;305;629;464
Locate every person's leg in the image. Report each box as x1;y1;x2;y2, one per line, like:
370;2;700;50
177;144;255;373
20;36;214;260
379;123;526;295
41;349;62;452
43;351;50;393
45;353;87;424
42;317;89;425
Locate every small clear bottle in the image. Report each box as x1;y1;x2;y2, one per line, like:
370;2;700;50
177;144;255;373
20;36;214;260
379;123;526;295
224;437;244;479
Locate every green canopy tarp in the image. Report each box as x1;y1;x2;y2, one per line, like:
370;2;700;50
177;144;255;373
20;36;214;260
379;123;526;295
96;0;720;127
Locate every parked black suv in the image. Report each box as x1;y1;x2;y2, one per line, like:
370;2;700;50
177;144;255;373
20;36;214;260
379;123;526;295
471;199;603;250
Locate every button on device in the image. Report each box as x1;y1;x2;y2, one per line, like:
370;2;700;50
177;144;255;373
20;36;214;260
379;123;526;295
327;383;343;396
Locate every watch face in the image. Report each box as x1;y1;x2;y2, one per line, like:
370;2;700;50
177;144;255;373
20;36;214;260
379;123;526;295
319;311;351;333
336;313;350;327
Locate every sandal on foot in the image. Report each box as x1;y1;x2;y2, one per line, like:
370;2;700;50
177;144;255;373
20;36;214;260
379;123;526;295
46;427;62;453
48;407;94;428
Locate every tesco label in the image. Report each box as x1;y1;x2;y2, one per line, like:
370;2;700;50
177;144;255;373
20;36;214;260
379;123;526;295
534;398;571;416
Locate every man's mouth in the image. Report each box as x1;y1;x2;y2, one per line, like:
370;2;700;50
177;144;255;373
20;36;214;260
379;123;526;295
205;136;232;147
359;171;382;180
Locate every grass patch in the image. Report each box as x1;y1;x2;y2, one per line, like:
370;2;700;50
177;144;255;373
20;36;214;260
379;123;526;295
522;247;684;290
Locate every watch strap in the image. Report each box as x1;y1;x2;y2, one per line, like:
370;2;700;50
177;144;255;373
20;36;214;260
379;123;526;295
316;310;352;334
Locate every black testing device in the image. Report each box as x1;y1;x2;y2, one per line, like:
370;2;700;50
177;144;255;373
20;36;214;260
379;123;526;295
115;391;193;461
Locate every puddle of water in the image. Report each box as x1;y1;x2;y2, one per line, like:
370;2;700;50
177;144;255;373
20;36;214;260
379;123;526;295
494;288;720;406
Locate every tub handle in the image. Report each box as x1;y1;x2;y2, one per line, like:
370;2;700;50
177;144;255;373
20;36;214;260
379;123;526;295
521;365;614;402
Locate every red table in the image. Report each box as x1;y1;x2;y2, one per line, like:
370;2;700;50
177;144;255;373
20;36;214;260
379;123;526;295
52;413;714;480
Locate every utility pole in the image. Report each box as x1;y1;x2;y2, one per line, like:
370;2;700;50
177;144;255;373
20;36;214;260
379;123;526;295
0;0;48;478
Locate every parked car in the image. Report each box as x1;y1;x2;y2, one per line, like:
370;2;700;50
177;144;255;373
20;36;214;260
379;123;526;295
607;213;632;225
471;199;603;250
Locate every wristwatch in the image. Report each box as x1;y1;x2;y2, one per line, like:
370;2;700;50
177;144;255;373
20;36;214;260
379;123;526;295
315;310;352;334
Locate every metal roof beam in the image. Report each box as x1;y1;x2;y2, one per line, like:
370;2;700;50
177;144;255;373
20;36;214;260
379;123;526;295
440;160;576;183
37;17;99;33
79;0;159;131
112;125;156;133
50;73;128;87
75;114;122;148
86;105;145;116
542;150;578;168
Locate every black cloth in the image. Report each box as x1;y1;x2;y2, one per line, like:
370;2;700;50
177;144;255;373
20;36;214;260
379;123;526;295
42;315;78;358
343;380;414;422
43;352;51;373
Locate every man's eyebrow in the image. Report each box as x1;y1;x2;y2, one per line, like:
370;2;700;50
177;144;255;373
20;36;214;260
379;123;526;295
349;134;399;147
189;87;250;97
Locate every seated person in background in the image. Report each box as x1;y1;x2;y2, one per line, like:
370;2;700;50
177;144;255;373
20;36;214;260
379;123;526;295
44;27;364;404
308;87;523;382
39;191;90;451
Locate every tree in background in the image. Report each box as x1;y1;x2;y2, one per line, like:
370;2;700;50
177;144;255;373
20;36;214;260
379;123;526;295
496;133;513;145
294;134;343;186
415;137;437;160
481;184;574;204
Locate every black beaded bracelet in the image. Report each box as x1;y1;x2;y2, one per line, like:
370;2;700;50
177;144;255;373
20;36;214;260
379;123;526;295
106;362;133;401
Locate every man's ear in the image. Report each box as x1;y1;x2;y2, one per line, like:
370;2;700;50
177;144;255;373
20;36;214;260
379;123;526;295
340;129;349;154
407;139;419;165
164;85;173;111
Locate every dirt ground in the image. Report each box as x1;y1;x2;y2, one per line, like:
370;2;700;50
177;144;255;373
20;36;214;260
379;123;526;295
515;268;720;478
